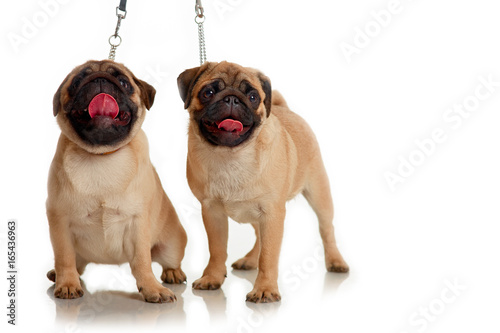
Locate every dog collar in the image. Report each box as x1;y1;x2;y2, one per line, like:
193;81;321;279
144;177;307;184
98;148;120;156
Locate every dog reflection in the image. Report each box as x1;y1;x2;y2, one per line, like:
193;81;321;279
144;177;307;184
47;282;186;327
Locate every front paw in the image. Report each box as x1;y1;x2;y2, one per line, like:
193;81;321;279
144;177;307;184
192;275;225;290
246;286;281;303
139;284;177;303
54;281;84;299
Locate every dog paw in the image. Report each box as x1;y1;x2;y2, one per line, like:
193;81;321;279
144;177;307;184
327;259;350;273
161;268;187;284
47;269;56;282
192;275;225;290
232;257;258;270
139;285;176;303
246;286;281;303
54;282;84;299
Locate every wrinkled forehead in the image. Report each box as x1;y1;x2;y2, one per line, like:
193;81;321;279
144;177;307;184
72;60;132;78
198;63;261;91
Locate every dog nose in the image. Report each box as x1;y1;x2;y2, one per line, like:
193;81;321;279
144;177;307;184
93;77;107;84
223;95;240;105
94;77;109;87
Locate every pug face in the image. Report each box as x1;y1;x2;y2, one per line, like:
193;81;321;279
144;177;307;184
53;60;155;153
178;61;272;147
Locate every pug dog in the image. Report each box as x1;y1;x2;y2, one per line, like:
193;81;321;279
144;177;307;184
47;60;187;303
177;61;349;303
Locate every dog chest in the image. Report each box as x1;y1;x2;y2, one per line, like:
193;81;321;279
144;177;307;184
194;149;261;201
63;148;137;196
223;200;266;224
59;148;142;264
69;197;142;264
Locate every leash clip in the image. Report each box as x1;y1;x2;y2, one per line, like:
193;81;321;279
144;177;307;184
116;6;127;20
195;0;204;18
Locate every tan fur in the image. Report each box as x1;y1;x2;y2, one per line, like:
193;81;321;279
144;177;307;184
178;61;348;303
47;60;187;303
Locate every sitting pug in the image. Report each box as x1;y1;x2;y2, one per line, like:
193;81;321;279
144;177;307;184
47;60;187;303
177;61;349;303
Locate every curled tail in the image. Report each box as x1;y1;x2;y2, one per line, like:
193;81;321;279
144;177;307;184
271;90;288;108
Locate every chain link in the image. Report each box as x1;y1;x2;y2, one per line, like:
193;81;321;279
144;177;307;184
108;8;126;61
195;0;207;65
197;19;207;65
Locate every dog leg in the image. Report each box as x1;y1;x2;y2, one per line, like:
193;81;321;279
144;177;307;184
192;200;228;290
246;207;284;303
303;161;349;273
130;216;176;303
47;255;88;283
152;205;188;284
48;210;84;299
156;231;187;284
232;223;260;270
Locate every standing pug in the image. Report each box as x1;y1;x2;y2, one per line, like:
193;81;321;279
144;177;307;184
177;61;349;303
47;60;187;303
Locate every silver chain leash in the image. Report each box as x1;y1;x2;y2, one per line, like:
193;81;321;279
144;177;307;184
195;0;207;65
108;6;127;61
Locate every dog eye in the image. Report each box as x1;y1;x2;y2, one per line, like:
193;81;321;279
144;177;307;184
119;78;129;90
248;92;259;103
203;89;214;99
200;87;215;102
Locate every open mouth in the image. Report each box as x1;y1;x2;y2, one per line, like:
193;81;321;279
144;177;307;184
202;118;253;136
87;93;131;126
200;117;255;147
70;93;132;127
203;118;251;134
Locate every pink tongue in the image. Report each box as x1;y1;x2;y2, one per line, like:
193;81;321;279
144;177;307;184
218;119;243;132
88;93;119;119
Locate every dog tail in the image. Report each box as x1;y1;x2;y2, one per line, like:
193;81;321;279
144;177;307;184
271;90;288;108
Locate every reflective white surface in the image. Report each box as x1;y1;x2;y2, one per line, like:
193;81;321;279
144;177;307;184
44;263;350;332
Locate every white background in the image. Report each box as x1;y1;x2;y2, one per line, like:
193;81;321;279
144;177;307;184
1;0;500;332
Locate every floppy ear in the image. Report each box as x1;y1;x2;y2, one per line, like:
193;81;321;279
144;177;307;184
134;78;156;110
177;65;207;109
53;75;70;116
258;73;272;117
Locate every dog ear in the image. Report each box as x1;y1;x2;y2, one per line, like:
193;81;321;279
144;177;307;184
258;73;272;117
134;78;156;110
53;75;70;117
177;64;208;109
